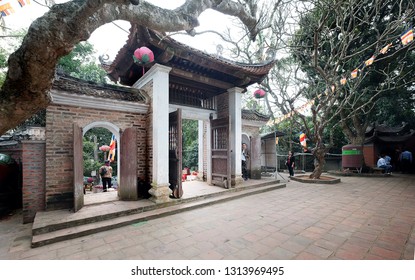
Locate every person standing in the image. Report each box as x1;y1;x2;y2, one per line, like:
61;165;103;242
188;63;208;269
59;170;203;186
399;149;413;173
286;151;295;177
99;160;113;192
241;143;250;181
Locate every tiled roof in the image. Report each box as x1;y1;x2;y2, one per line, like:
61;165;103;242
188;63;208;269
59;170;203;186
104;25;276;88
52;74;146;102
365;122;409;135
261;130;286;139
242;109;270;122
364;123;415;143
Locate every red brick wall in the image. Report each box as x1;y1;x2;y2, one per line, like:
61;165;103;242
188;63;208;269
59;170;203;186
21;141;46;223
46;104;148;210
146;103;153;182
0;144;22;161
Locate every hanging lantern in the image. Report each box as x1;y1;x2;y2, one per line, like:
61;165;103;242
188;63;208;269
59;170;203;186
99;145;110;152
254;88;266;99
133;46;154;65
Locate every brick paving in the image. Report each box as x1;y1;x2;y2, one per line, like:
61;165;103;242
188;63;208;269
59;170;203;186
0;173;414;260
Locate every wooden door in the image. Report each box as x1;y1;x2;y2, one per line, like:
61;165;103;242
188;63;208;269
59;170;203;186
73;123;84;212
119;127;138;200
211;117;231;188
169;109;183;198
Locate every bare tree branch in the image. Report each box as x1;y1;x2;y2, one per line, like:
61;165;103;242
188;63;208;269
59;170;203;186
0;0;262;134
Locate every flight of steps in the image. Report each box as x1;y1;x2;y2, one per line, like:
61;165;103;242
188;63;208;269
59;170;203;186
31;179;285;248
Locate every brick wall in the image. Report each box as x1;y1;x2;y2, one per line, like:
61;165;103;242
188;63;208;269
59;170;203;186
146;103;153;182
46;104;148;210
21;141;46;223
0;144;22;162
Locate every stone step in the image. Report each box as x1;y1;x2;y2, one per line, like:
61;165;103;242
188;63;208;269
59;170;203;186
31;181;285;248
32;179;281;236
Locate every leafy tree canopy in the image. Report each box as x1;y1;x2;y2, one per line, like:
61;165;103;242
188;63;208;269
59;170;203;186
57;41;108;83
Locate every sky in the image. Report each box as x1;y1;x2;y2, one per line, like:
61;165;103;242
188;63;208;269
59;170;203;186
2;0;233;60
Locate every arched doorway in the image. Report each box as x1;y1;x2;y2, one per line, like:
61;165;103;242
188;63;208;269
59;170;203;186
83;124;120;205
73;121;121;211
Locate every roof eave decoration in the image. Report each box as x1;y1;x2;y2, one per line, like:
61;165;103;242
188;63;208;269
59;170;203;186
103;24;276;88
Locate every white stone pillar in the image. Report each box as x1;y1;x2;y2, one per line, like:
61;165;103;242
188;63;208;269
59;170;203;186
133;64;172;203
206;121;212;185
198;120;204;181
228;87;244;185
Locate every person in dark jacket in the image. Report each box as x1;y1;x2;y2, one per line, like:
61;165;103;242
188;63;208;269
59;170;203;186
285;151;295;177
241;143;250;180
99;160;113;192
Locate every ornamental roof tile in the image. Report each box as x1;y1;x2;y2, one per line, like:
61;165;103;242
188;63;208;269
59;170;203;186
52;74;146;102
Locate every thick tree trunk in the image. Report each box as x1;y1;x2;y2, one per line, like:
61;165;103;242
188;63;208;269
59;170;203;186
0;0;260;135
309;144;326;179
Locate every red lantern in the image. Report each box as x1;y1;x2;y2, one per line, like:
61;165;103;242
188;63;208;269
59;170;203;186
254;89;266;99
133;47;154;65
99;145;110;152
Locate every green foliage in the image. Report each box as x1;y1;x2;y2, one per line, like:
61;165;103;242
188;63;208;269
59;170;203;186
83;128;116;177
83;140;101;176
0;47;7;68
0;29;25;87
291;0;415;145
182;119;198;170
0;47;7;86
58;41;108;83
84;127;112;148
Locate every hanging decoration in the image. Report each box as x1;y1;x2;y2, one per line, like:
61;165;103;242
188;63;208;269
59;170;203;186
253;88;266;99
350;68;358;79
268;24;415;126
401;27;414;45
132;46;154;75
364;55;375;66
299;132;307;152
0;2;15;16
99;145;110;152
107;134;116;163
0;0;31;17
133;47;154;64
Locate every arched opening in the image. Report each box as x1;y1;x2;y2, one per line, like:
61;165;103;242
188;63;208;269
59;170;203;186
82;122;120;205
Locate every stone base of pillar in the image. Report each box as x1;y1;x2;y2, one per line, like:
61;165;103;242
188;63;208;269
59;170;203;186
234;174;244;186
148;183;171;203
197;171;204;181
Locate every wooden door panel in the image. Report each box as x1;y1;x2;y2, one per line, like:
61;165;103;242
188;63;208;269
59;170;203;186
211;117;231;188
73;123;84;212
169;109;183;198
119;127;138;200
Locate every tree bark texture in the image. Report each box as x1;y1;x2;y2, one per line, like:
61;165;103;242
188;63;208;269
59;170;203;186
309;143;326;179
0;0;261;135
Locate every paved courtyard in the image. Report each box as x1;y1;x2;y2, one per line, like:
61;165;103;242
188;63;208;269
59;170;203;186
0;173;414;260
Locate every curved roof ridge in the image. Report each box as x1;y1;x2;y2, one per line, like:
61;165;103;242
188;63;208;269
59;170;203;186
145;27;276;72
104;24;276;79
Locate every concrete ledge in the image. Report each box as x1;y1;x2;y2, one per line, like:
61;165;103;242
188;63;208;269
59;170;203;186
290;175;341;184
327;171;392;177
